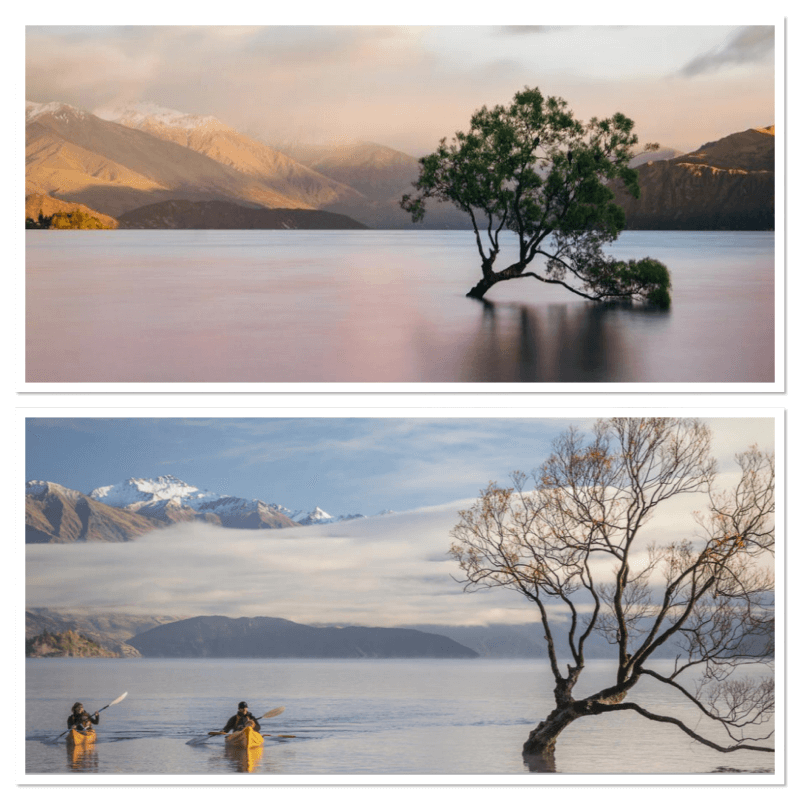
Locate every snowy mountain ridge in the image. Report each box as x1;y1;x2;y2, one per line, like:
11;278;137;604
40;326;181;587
26;479;84;501
90;474;209;506
94;102;227;132
26;101;89;123
88;474;363;526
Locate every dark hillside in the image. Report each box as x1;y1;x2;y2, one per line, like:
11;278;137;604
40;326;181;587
128;615;479;658
118;200;369;229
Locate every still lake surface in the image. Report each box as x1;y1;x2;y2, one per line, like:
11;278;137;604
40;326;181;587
25;658;774;776
25;230;774;383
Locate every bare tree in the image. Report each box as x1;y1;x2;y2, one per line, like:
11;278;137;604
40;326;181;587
450;418;775;770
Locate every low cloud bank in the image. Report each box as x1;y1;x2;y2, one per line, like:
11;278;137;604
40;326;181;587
26;478;771;628
27;500;526;626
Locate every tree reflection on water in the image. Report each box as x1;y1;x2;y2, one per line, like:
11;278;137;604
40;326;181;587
456;299;670;383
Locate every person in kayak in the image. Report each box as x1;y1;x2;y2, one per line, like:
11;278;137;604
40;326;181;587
67;702;100;731
223;701;262;733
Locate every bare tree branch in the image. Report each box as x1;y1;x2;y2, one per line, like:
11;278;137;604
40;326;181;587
450;418;775;764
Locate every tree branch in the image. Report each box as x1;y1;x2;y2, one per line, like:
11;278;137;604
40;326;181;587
604;702;774;753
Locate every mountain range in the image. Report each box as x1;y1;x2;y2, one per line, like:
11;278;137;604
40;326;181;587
126;615;479;659
29;609;763;660
25;475;371;543
24;610;478;659
26;99;774;231
25;100;465;229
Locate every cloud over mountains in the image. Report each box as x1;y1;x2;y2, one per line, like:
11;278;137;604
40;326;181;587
680;26;775;77
26;25;775;156
26;483;760;629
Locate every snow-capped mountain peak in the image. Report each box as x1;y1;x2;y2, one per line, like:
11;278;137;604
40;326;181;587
269;503;365;526
26;101;88;123
26;479;50;496
94;101;227;133
25;479;84;500
86;475;363;527
89;475;216;508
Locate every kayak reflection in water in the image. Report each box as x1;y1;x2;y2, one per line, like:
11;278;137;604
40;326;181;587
223;701;262;733
67;702;100;732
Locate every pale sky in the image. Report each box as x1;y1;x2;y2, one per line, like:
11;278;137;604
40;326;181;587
26;416;775;627
25;24;775;155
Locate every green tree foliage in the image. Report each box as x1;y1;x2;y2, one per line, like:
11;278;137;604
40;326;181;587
401;87;671;306
25;212;54;229
26;210;108;229
50;210;107;229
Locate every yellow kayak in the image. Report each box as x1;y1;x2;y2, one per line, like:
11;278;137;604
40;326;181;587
66;728;97;747
225;726;264;748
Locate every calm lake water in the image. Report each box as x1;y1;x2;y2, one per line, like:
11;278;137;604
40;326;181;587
25;230;774;384
25;658;774;776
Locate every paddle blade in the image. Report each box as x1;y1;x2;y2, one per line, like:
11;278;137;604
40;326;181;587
259;706;285;720
109;691;128;707
93;691;129;715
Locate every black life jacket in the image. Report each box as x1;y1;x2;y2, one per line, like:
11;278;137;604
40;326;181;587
68;711;96;730
234;712;259;731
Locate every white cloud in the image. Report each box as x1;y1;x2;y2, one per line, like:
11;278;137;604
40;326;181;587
27;451;772;629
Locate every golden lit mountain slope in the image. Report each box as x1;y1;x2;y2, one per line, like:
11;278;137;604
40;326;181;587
26;102;314;216
677;126;775;172
277;140;421;202
99;105;366;209
26;127;166;197
276;140;475;229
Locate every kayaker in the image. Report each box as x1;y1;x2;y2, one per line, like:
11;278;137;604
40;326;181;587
223;701;261;733
67;702;100;731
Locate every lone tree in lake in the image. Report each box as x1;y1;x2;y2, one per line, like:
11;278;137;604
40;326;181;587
401;87;671;306
451;418;774;770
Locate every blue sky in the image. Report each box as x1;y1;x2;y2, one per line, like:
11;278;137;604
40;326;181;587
25;416;774;516
26;417;571;514
25;24;775;154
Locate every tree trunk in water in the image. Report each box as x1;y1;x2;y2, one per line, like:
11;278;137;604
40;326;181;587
466;275;497;299
522;705;581;771
467;260;526;299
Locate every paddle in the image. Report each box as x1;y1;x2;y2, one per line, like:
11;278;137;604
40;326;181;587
186;705;285;745
52;691;128;742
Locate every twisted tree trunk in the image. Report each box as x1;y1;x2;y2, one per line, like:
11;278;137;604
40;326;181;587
466;276;498;299
466;260;525;299
522;704;582;770
522;678;633;770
